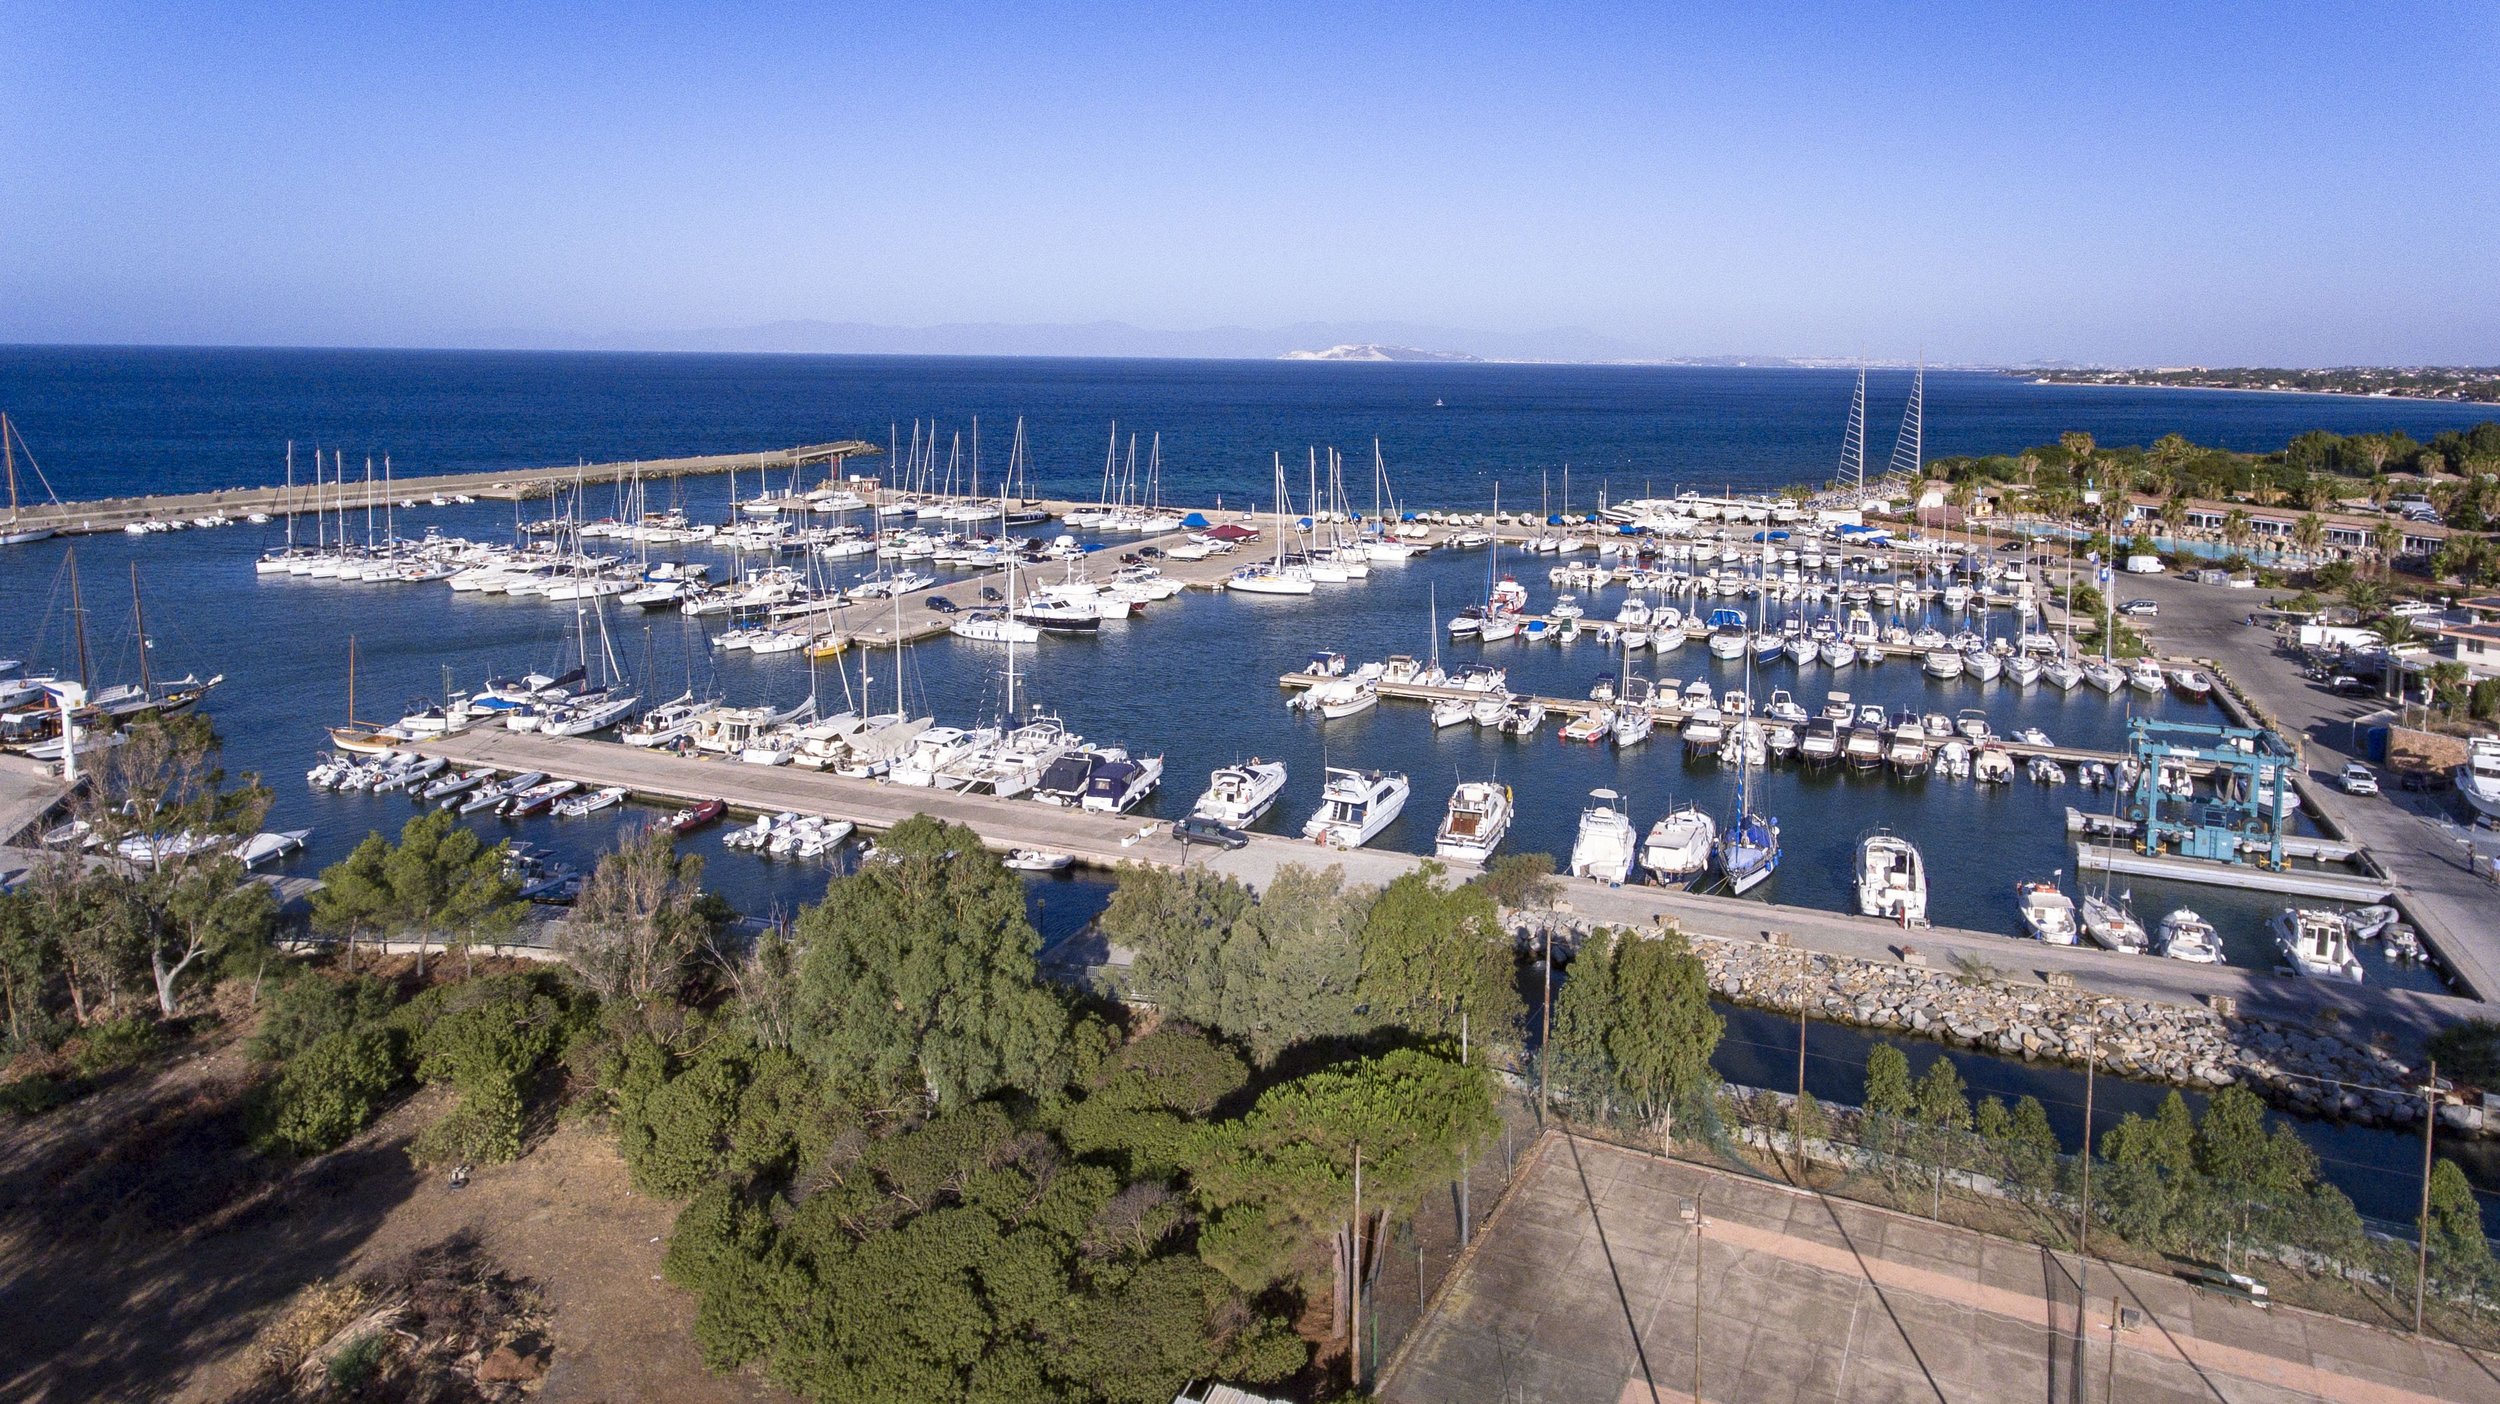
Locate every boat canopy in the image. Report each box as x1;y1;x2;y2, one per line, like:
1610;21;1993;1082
1705;607;1747;630
1181;511;1210;528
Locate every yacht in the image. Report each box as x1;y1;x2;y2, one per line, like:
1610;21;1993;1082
1639;804;1716;886
1568;789;1639;885
952;610;1042;643
1303;767;1410;848
2170;668;2214;701
1705;608;1751;659
620;691;716;748
2042;656;2084;691
1715;811;1780;895
1854;830;1928;925
2459;737;2500;822
888;726;987;788
1079;753;1164;814
2083;660;2126;693
1434;781;1514;865
2155;908;2224;964
1922;648;1965;680
2273;907;2364;982
1193;758;1288;826
1429;696;1475;728
2080;890;2149;954
1297;676;1379;719
2127;659;2167;694
2015;880;2079;944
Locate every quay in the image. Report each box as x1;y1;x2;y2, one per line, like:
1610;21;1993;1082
16;440;880;536
390;729;2481;1047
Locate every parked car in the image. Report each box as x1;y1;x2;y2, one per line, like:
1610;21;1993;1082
2184;1266;2270;1308
2331;674;2375;696
924;595;958;614
2387;600;2439;619
2338;762;2379;796
2119;599;2159;617
1170;815;1250;850
979;586;1004;602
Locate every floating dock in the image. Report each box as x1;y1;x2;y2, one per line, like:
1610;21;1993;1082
2074;840;2391;901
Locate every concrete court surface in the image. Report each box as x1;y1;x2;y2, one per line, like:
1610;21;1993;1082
1378;1132;2500;1404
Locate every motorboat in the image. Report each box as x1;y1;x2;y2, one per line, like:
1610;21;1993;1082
2080;891;2149;953
1972;745;2015;784
1922;648;1965;680
2128;659;2167;694
1002;849;1073;872
1639;804;1716;886
457;770;545;814
1559;708;1611;743
2273;907;2364;982
1568;789;1639;885
1854;830;1928;925
1797;717;1840;765
497;778;578;818
1843;722;1885;769
1494;699;1547;737
233;829;311;869
2170;668;2213;701
1303;767;1410;848
1429;696;1475;729
2155;908;2223;964
1079;753;1164;814
2015;880;2079;944
421;766;495;802
621;691;717;748
2458;737;2500;822
889;726;988;787
1434;780;1514;865
554;785;628;818
1193;758;1287;826
1297;677;1378;719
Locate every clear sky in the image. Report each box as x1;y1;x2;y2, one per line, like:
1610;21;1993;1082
3;2;2495;364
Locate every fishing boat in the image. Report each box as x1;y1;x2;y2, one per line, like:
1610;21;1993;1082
2015;880;2078;944
2170;668;2213;701
1568;789;1639;885
1433;781;1513;865
1639;803;1716;886
1854;830;1928;925
2155;908;2223;963
1192;758;1287;826
1302;767;1409;848
2080;890;2149;954
2272;907;2364;982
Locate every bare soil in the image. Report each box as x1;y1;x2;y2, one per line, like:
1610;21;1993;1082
0;992;788;1404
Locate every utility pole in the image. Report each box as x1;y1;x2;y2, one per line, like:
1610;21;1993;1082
2416;1060;2438;1335
2104;1294;2122;1404
2079;1038;2096;1257
1692;1194;1705;1404
1351;1144;1365;1394
1796;1003;1808;1173
1538;924;1553;1122
1460;1011;1472;1243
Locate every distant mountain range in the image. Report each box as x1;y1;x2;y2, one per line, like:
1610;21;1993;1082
1279;344;1483;362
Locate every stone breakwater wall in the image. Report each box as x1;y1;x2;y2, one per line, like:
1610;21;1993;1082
1522;911;2467;1133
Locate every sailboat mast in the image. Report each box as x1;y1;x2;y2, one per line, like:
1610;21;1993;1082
283;441;295;550
130;561;151;693
4;413;17;519
67;547;90;690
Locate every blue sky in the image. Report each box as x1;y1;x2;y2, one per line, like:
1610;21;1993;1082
3;3;2495;363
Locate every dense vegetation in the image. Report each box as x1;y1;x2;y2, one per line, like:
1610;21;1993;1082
2030;366;2500;406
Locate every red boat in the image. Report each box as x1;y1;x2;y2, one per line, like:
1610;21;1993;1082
663;798;728;835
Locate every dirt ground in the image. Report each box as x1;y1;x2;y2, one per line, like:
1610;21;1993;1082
0;1009;788;1404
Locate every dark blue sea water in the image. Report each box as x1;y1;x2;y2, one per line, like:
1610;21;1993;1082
2;346;2488;1225
4;346;2493;508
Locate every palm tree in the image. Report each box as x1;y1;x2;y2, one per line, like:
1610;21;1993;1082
2222;508;2251;554
2372;520;2402;576
2292;513;2325;556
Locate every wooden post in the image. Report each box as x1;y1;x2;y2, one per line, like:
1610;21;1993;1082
1692;1192;1704;1403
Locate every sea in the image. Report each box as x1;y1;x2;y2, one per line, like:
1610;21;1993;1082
4;345;2494;1226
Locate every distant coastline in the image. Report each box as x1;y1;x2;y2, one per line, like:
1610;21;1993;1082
2021;366;2500;406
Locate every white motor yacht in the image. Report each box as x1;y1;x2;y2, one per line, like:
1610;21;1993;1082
2459;737;2500;822
1568;789;1640;885
1639;804;1716;886
2016;880;2079;944
2127;659;2167;694
2273;907;2364;982
1855;830;1928;925
1303;767;1410;848
2156;908;2224;963
1193;758;1288;826
1298;677;1379;719
1434;781;1514;865
1429;696;1475;728
1922;648;1965;680
1079;753;1164;814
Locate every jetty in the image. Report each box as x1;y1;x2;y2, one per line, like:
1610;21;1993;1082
388;728;2477;1044
15;440;881;537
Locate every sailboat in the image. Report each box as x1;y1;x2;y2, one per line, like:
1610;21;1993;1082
1227;454;1316;595
1715;625;1781;895
1;414;60;545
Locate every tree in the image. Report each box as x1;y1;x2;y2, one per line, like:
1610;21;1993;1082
2425;1158;2496;1293
1473;852;1560;911
2426;1018;2500;1090
2221;508;2251;553
560;825;715;1007
68;714;274;1016
793;815;1076;1107
1603;932;1722;1141
1355;865;1523;1053
1912;1059;1973;1212
1861;1043;1915;1189
397;972;576;1164
312;809;525;960
257;1024;404;1156
2372;519;2402;573
1099;863;1365;1066
2293;513;2326;555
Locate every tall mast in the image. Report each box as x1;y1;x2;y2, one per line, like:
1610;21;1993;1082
1839;364;1867;491
130;561;151;693
67;547;90;690
1886;359;1925;483
283;441;295;551
4;413;17;519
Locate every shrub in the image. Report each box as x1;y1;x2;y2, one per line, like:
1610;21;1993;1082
248;973;398;1063
261;1025;406;1155
70;1015;163;1077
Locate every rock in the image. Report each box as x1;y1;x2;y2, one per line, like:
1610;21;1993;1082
478;1339;550;1384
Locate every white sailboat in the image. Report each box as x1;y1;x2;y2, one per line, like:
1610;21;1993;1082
1227;454;1317;595
1;414;60;545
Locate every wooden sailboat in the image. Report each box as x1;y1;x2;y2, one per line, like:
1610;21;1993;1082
1;414;60;545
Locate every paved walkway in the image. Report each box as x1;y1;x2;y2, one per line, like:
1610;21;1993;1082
1380;1133;2500;1404
0;754;70;849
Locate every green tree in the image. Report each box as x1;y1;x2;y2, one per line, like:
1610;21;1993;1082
2293;513;2325;555
1356;865;1524;1052
258;1023;404;1156
1603;932;1722;1141
1473;852;1560;911
793;815;1076;1107
1861;1043;1916;1189
1099;863;1365;1066
396;972;575;1164
2425;1157;2496;1294
311;809;525;958
1912;1059;1973;1213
